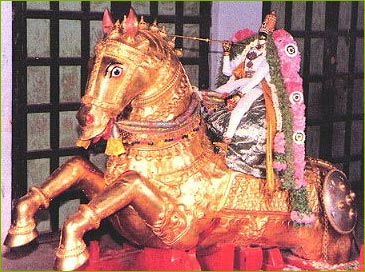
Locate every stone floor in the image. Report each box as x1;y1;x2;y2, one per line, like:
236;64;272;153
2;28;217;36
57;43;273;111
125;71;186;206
2;210;364;270
2;240;59;270
1;231;123;271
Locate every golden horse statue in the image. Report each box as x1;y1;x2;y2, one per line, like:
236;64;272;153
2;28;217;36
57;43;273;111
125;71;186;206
5;9;357;271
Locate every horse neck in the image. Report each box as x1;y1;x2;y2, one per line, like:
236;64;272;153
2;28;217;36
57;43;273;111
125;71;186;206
116;58;205;151
129;60;193;122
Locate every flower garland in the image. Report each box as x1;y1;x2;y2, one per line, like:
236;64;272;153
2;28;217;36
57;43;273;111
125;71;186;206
216;29;314;225
271;30;313;224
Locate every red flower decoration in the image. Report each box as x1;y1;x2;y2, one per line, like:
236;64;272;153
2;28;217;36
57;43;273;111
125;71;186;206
231;28;255;42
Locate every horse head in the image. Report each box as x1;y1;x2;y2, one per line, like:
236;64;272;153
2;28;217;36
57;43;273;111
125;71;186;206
76;9;190;148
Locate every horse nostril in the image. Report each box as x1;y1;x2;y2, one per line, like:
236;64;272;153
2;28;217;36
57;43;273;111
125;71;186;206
85;113;95;125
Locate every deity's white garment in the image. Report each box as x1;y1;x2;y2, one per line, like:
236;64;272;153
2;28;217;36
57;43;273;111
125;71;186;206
214;47;271;139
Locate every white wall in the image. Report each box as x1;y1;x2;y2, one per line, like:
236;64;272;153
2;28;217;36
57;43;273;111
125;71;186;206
209;2;262;89
1;1;13;245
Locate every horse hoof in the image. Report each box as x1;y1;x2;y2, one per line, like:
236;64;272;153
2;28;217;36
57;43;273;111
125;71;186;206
54;243;89;271
4;222;38;247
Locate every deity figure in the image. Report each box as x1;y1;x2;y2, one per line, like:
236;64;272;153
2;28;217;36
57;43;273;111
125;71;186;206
204;12;277;191
216;36;270;143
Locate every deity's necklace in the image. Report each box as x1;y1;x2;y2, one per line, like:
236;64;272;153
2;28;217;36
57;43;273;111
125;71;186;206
246;50;263;68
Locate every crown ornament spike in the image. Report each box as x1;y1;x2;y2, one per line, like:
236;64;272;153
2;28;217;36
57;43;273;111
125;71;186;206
138;16;149;30
120;15;127;31
107;19;123;40
102;8;114;34
159;25;168;38
150;20;159;32
114;20;121;30
168;37;176;49
122;8;139;42
174;48;183;58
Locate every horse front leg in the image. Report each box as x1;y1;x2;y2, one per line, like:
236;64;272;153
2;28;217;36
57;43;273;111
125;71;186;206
4;156;104;248
54;170;165;271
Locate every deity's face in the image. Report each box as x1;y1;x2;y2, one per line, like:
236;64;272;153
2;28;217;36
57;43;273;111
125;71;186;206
246;39;266;60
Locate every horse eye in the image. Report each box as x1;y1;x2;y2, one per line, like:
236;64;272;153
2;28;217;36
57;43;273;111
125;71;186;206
110;66;123;78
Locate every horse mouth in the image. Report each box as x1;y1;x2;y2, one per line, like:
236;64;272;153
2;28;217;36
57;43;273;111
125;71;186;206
77;119;114;149
76;101;132;149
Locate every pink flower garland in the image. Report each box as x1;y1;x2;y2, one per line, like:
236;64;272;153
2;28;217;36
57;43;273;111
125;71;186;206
272;29;307;190
272;30;314;225
273;131;286;154
273;161;287;172
290;211;316;225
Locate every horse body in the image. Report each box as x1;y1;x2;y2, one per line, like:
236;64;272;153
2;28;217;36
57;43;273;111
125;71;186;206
5;9;355;270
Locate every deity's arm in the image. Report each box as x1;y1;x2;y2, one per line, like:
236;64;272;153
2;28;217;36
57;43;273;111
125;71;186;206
222;53;245;77
214;76;250;94
222;55;232;76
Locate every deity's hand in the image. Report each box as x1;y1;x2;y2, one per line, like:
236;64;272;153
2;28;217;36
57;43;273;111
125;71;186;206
201;90;228;99
222;41;232;56
223;135;232;144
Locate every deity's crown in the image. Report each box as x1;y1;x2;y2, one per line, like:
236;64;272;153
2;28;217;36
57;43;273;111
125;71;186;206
259;11;277;35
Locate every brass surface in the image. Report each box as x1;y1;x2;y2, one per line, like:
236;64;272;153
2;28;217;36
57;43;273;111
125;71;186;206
5;10;356;270
322;169;357;234
4;186;48;247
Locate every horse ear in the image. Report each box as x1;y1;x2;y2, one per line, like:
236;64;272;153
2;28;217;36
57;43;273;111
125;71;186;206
102;8;114;34
124;8;138;39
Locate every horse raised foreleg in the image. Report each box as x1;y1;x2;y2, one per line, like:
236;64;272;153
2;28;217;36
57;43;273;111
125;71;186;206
4;156;104;248
54;170;164;271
